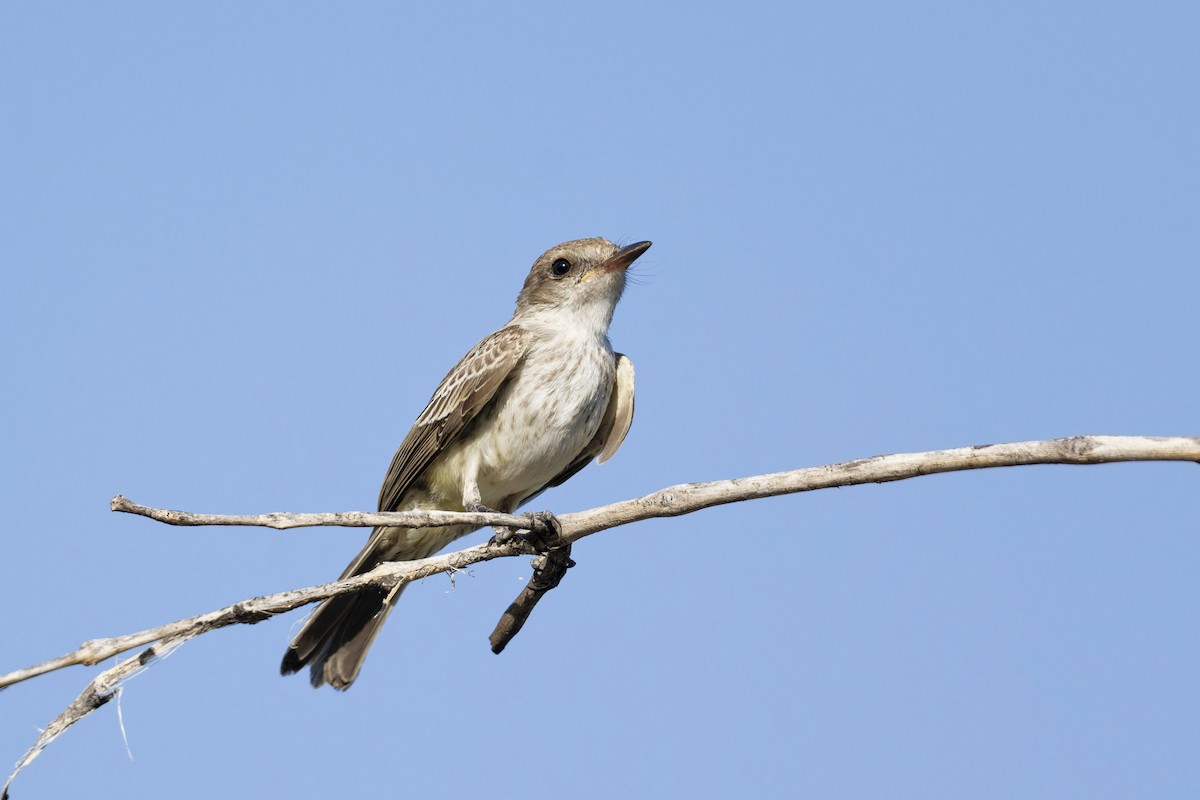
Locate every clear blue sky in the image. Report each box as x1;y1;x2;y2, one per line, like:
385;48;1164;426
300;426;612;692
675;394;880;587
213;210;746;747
2;2;1197;798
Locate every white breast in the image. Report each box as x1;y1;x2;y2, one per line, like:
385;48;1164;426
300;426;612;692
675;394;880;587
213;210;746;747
471;322;615;509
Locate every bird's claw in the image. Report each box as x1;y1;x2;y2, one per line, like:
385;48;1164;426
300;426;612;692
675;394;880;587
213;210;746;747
488;510;568;556
465;503;512;544
525;510;565;552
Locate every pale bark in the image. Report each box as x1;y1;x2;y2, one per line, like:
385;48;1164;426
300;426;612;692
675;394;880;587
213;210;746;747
3;434;1198;797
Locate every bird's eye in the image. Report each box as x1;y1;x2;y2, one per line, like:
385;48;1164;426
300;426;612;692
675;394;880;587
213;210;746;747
550;258;572;277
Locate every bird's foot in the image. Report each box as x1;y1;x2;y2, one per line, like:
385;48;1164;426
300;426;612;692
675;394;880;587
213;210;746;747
524;510;570;556
469;502;518;546
489;511;572;564
467;503;523;547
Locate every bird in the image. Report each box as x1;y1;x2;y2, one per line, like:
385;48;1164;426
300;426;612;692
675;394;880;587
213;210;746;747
281;237;650;689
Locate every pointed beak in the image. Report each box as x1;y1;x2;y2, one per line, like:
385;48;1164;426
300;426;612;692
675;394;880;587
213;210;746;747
586;241;652;281
607;241;652;271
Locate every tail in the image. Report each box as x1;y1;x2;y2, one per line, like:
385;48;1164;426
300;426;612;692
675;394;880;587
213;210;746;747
280;585;400;690
280;528;404;690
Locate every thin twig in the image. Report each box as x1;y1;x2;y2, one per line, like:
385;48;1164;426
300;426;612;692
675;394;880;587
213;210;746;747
2;636;188;800
0;538;534;690
113;435;1200;545
110;494;533;530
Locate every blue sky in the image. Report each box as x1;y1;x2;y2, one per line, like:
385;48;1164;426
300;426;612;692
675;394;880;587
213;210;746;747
2;2;1197;797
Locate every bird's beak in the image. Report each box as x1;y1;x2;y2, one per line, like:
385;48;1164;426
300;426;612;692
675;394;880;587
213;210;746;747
583;241;652;281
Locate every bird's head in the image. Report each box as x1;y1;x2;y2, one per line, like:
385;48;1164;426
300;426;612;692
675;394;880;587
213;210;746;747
514;238;652;326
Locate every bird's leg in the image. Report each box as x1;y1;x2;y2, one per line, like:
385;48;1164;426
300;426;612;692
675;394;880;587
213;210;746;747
465;503;523;546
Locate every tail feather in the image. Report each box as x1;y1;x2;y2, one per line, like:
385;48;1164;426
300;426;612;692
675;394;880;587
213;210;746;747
282;522;467;689
280;585;399;689
281;526;401;690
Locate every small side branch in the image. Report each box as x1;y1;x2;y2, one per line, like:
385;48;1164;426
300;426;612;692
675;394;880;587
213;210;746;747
0;538;533;690
489;512;575;654
2;636;188;800
110;495;533;531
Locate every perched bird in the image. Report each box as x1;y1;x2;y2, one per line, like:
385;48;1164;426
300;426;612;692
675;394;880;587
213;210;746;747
282;237;650;689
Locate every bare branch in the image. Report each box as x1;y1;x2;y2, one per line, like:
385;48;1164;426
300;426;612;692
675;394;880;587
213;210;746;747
9;434;1193;693
0;537;534;690
112;435;1200;544
488;512;574;654
3;434;1197;795
557;434;1200;539
2;636;188;800
110;494;533;530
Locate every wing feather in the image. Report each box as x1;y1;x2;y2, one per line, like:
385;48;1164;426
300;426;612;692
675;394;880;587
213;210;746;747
377;326;528;512
597;354;635;464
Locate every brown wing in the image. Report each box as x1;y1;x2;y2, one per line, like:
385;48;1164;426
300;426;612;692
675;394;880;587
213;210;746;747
377;325;528;512
520;352;636;504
